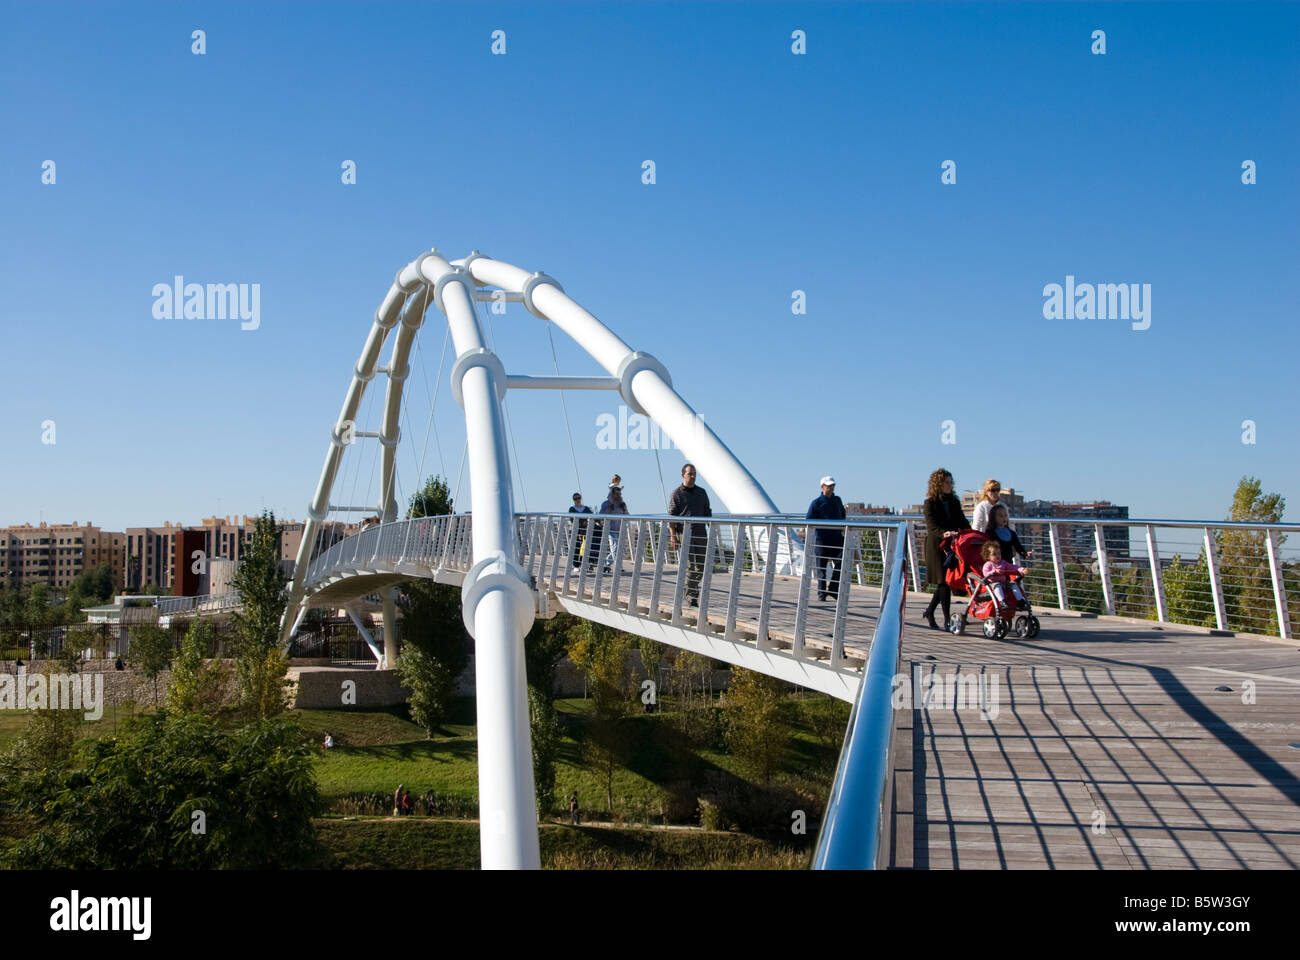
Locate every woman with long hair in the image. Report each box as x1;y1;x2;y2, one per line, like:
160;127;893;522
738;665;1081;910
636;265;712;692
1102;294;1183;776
922;468;970;629
971;478;1003;533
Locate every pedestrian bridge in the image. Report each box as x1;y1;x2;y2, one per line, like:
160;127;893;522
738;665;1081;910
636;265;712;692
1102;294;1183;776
252;247;1299;869
286;509;1300;871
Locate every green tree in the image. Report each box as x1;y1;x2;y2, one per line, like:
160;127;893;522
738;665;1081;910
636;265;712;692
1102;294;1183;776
397;641;460;737
636;636;663;711
129;623;174;706
396;475;469;734
723;667;788;783
528;686;560;816
1163;552;1216;628
25;583;51;651
408;474;453;518
567;621;632;812
1;712;322;869
230;511;290;718
523;614;574;814
1216;476;1286;633
168;616;230;715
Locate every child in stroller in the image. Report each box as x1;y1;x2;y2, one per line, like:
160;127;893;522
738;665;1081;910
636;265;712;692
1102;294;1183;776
940;530;1042;639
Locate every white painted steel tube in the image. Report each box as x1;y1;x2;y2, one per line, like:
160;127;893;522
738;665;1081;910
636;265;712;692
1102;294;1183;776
419;252;538;870
469;587;539;869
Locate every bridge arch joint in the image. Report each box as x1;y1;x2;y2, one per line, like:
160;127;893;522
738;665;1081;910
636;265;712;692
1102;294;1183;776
521;271;564;318
460;551;535;640
450;347;508;408
615;351;672;415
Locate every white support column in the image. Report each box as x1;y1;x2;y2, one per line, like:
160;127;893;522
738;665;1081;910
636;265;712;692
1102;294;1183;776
1094;524;1115;616
380;586;398;669
1204;528;1228;631
420;253;539;870
1265;530;1292;641
1049;525;1069;610
1145;525;1167;623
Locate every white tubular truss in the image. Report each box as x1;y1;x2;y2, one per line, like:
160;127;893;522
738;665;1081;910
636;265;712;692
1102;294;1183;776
281;249;789;870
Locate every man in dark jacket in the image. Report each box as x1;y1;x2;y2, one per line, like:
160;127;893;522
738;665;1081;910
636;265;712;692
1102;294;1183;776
806;476;847;601
667;463;711;607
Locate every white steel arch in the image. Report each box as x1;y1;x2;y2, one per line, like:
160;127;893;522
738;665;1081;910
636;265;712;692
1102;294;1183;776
282;249;785;869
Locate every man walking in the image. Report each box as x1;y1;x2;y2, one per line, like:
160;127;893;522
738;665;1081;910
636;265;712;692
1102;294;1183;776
568;493;592;570
806;475;847;601
668;463;712;607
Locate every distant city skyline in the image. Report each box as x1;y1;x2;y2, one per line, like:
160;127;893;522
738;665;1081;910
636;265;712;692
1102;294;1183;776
2;2;1296;532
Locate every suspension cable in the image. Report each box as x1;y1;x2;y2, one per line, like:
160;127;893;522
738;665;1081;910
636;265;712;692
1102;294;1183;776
546;318;584;500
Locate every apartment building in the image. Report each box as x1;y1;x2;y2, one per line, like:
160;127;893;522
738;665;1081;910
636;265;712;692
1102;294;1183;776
1018;500;1131;561
0;521;126;591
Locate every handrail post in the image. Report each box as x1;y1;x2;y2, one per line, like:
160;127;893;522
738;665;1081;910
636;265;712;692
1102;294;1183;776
756;523;778;649
1049;524;1069;610
1094;523;1115;616
1145;524;1167;622
793;524;815;657
724;523;746;641
831;533;856;664
905;520;920;593
1266;529;1292;640
627;519;649;614
697;522;717;628
649;520;669;619
1204;527;1228;631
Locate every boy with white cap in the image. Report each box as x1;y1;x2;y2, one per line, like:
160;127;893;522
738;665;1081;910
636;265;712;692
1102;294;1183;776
806;476;847;601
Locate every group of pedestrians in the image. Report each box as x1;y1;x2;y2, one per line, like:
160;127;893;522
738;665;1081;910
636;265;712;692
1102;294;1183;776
922;471;1032;629
567;465;1030;625
568;464;714;605
568;475;631;573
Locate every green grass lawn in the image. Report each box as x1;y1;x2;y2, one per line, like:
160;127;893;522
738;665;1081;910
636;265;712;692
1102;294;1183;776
312;817;808;869
0;703;152;753
300;693;846;834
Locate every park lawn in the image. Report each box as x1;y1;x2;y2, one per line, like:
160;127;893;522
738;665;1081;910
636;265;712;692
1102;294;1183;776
0;703;152;753
307;695;845;826
312;817;808;869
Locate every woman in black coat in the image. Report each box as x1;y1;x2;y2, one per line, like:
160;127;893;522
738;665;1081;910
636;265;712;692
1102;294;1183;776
922;468;970;629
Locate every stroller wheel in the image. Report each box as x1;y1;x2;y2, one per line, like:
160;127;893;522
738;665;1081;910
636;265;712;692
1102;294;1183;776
1025;615;1041;639
1013;615;1029;638
982;618;1001;640
948;614;965;635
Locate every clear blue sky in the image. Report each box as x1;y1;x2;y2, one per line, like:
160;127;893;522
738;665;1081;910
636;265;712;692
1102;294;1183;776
2;1;1297;531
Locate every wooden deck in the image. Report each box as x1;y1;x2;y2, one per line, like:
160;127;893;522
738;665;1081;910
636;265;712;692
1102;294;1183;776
890;611;1300;869
549;560;1300;870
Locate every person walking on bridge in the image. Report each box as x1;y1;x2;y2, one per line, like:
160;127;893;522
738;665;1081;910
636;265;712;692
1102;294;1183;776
599;476;629;573
568;493;592;570
806;476;847;601
668;463;711;607
922;468;970;630
971;479;1005;534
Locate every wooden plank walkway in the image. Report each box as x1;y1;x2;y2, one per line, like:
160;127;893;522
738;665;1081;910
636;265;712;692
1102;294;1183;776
546;559;1300;869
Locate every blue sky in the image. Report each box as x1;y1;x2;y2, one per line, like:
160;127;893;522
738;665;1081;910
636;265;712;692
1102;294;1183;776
1;1;1297;531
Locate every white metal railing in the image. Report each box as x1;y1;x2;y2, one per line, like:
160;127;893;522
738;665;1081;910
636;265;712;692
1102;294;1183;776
295;512;1299;644
301;512;909;665
724;512;1297;642
155;591;243;616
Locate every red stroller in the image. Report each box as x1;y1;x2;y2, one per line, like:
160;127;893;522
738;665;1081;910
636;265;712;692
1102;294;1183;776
940;530;1041;639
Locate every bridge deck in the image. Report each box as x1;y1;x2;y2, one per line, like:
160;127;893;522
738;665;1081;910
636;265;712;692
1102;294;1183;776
556;563;1300;869
890;611;1300;870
